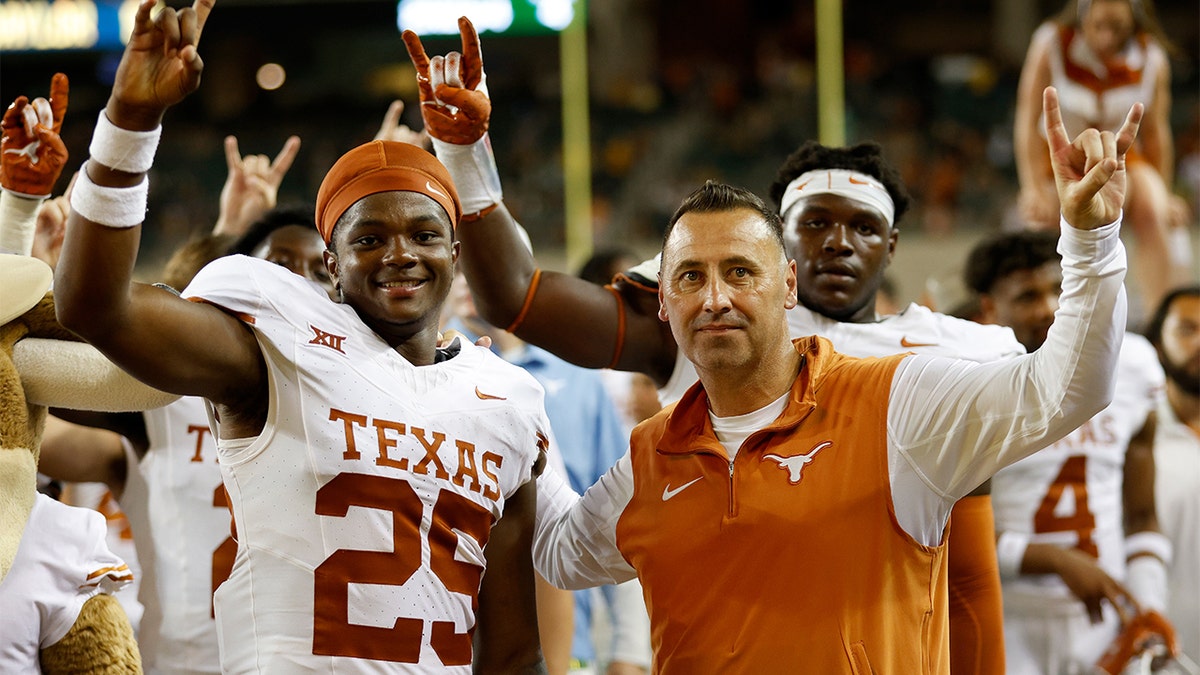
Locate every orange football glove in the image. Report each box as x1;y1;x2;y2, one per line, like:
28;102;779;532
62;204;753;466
402;17;491;145
1;73;69;198
1096;610;1181;674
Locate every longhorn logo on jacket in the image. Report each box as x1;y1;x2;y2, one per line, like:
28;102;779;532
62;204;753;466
763;441;832;484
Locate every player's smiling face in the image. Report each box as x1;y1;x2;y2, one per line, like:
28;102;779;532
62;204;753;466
325;191;459;347
783;193;897;324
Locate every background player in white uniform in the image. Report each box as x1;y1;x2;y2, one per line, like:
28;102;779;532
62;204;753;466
54;2;549;672
966;229;1170;673
0;492;135;672
38;206;333;674
1145;286;1200;664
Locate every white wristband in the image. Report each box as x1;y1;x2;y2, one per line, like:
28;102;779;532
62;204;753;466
88;110;161;174
1126;531;1173;566
70;165;148;228
996;530;1031;579
431;134;503;215
1125;555;1168;612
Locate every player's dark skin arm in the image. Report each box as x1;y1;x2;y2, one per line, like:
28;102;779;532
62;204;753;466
55;0;267;439
1123;413;1160;537
36;416;130;498
459;204;677;385
474;478;548;674
49;410;149;457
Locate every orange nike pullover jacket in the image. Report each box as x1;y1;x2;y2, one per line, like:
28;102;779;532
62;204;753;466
615;337;948;674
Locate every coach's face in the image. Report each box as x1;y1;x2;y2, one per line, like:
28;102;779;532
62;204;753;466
325;191;459;348
783;193;897;324
658;208;797;376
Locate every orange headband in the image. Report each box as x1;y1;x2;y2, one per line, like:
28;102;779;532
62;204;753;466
314;140;462;243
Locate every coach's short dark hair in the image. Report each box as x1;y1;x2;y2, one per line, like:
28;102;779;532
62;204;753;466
663;181;784;253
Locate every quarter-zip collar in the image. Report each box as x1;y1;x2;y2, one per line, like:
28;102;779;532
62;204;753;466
655;336;832;457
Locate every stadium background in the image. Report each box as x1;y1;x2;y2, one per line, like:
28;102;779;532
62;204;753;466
2;0;1197;323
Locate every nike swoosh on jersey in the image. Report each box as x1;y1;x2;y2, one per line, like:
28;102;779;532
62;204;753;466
426;180;448;199
475;386;507;401
900;336;938;348
661;477;703;501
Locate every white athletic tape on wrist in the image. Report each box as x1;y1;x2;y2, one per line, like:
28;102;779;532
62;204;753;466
431;134;503;215
1126;531;1173;566
0;189;41;255
1125;555;1168;612
70;165;147;228
88;110;161;174
996;530;1031;580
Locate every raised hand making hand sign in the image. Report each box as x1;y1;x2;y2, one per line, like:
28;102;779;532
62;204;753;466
1;73;69;199
401;17;504;218
402;17;490;145
108;0;215;132
1043;86;1142;231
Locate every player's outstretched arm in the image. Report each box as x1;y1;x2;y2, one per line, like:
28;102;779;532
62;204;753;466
401;18;673;379
475;479;548;674
55;0;263;407
885;91;1138;514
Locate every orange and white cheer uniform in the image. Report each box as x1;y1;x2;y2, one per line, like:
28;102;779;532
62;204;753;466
1034;21;1165;155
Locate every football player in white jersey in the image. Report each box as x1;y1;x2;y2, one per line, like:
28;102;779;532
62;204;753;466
54;2;549;672
966;229;1170;673
41;206;332;674
407;23;1020;669
1145;286;1200;665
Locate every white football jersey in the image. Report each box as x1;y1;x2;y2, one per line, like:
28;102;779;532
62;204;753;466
120;396;227;674
185;256;547;673
658;302;1025;405
0;493;133;672
992;333;1165;602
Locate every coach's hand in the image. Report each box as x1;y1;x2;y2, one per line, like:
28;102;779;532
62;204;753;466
1044;86;1142;231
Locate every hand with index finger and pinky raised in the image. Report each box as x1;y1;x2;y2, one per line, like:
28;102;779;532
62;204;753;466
401;17;491;145
108;0;216;132
214;134;302;236
1043;85;1143;231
